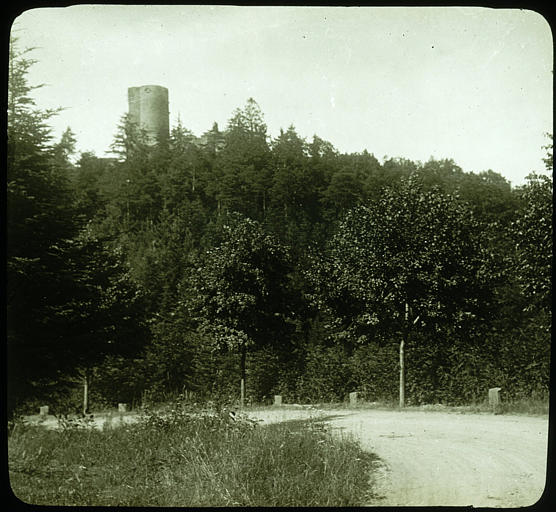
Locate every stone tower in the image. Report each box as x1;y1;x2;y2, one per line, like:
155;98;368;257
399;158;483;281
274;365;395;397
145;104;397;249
128;85;169;144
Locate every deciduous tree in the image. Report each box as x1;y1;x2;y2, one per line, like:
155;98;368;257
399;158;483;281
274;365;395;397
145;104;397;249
310;175;490;405
180;213;296;405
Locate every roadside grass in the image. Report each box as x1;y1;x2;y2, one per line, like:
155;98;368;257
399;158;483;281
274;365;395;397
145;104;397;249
277;397;549;416
8;406;378;507
452;397;549;416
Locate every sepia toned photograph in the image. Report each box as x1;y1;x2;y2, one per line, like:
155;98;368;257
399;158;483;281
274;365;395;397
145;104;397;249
7;4;552;507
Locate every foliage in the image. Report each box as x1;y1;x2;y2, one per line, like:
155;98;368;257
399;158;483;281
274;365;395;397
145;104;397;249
7;38;148;413
212;98;272;218
302;176;496;402
318;176;488;344
179;213;297;391
512;173;552;314
349;342;399;402
7;33;551;408
295;344;354;402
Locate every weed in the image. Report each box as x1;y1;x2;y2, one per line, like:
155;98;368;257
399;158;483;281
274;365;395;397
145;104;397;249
9;403;376;507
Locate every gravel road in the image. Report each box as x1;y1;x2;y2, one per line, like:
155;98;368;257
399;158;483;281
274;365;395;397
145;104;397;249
246;407;549;508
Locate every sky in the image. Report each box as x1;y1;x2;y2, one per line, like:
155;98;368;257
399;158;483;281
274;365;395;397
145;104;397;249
11;5;553;186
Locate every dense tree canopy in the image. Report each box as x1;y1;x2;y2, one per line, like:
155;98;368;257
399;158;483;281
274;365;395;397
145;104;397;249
7;37;552;412
316;177;489;344
512;173;552;314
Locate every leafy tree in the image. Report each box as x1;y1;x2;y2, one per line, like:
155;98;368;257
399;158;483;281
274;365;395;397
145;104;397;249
336;150;382;204
180;213;297;404
459;170;518;227
380;156;417;186
510;138;552;319
311;175;490;405
125;206;205;315
512;172;552;315
308;134;338;161
322;168;364;214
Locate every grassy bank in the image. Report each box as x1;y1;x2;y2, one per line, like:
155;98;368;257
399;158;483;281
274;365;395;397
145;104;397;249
9;406;378;507
301;397;549;416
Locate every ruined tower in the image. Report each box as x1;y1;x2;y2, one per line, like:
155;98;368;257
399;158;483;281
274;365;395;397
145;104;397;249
128;85;169;144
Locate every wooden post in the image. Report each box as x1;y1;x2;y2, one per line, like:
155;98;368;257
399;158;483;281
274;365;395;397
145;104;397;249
399;338;405;408
240;345;246;409
83;370;90;415
399;302;409;409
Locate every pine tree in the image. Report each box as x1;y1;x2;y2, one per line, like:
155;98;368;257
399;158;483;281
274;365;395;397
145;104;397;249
7;38;148;413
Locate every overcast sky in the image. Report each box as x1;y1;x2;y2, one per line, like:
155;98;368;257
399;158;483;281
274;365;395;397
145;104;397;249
11;5;553;186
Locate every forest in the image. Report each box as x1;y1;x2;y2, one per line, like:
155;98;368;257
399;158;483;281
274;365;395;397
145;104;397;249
7;39;553;415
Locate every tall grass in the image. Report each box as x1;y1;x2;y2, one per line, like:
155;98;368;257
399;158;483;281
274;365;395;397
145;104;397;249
9;405;378;506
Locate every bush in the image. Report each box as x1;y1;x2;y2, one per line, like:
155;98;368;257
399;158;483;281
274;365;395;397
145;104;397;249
349;342;398;402
295;344;354;402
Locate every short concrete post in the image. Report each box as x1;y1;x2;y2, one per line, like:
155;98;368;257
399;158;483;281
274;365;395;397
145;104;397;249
349;392;358;406
39;405;49;417
118;403;128;413
488;387;502;414
273;395;282;406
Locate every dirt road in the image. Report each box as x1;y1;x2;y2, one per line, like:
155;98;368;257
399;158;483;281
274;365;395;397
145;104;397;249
247;407;549;507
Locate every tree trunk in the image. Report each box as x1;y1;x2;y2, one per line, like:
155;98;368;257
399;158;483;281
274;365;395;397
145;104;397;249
262;190;266;218
399;302;409;408
399;337;405;408
240;345;246;408
83;369;91;415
